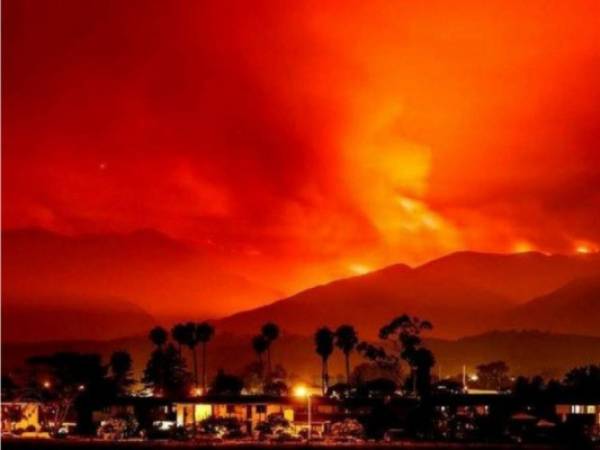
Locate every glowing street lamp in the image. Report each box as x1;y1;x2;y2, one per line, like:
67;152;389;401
42;380;51;389
192;387;203;397
78;384;86;391
293;385;312;441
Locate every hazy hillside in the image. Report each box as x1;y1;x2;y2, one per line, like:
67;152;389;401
416;251;600;302
501;276;600;336
216;263;510;338
429;330;600;378
2;228;281;323
2;296;156;343
4;235;600;342
216;252;600;339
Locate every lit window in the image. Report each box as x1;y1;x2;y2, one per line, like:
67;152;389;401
572;405;584;414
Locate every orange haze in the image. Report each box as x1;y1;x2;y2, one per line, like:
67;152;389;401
3;0;600;313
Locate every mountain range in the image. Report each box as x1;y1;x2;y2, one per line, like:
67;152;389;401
2;228;281;341
2;228;600;343
2;296;156;343
217;252;600;338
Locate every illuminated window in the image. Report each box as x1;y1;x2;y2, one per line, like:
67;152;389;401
585;405;596;414
571;405;584;414
195;404;211;422
283;408;294;422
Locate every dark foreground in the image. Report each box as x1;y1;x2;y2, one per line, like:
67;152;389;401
2;439;598;450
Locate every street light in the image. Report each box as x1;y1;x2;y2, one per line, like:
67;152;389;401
293;385;311;441
192;387;203;397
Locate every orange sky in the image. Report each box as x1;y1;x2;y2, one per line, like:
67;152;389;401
3;0;600;295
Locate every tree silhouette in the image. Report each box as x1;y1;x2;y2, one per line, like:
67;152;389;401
171;323;189;356
196;322;215;393
315;327;335;394
180;322;199;389
149;326;168;349
143;344;189;398
476;361;510;391
564;364;600;396
148;326;168;390
264;380;289;397
252;334;269;383
335;325;359;383
411;348;435;398
26;352;107;434
261;322;280;376
109;351;133;395
210;369;244;395
376;314;434;398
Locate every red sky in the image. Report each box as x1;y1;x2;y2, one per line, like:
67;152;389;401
3;0;600;295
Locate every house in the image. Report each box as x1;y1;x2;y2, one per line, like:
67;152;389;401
94;394;344;436
174;395;295;432
432;393;511;418
174;394;346;436
554;394;600;429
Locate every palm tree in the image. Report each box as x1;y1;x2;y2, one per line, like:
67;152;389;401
196;322;215;392
171;323;189;356
149;326;168;349
252;334;269;380
315;327;334;395
261;322;280;376
182;322;199;389
335;325;358;383
148;326;168;393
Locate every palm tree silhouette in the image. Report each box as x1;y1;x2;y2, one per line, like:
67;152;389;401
335;324;358;384
182;322;200;389
252;334;269;382
261;322;280;376
196;322;215;393
149;326;168;350
148;326;168;394
315;327;334;395
171;323;188;356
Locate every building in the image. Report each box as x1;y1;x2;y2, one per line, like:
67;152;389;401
555;394;600;428
174;395;295;432
93;394;343;436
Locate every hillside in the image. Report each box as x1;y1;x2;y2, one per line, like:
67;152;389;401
216;252;600;339
1;228;281;323
2;296;157;343
216;263;510;338
501;276;600;336
415;251;600;302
